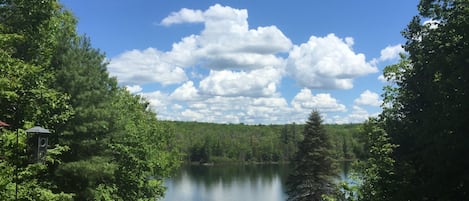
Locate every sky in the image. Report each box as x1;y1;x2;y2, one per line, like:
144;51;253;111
60;0;419;124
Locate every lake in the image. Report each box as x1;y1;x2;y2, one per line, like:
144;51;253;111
162;163;351;201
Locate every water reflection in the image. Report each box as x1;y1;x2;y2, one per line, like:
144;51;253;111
163;162;351;201
163;164;289;201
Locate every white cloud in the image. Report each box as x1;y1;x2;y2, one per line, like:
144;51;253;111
111;4;291;88
201;4;249;35
180;109;205;121
199;66;282;97
166;35;200;68
378;74;387;83
185;96;249;123
379;44;404;61
163;4;292;70
354;90;382;107
149;90;294;124
125;85;142;93
160;8;204;26
107;4;389;124
170;81;201;101
246;97;291;123
251;97;288;107
108;48;187;85
345;37;354;46
141;90;170;115
172;104;183;110
287;34;377;89
348;106;378;123
332;106;379;124
141;86;383;124
291;88;346;112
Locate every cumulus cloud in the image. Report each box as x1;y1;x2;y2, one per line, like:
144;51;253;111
160;8;204;26
141;86;383;124
246;97;290;123
199;66;282;97
110;4;291;88
184;96;249;123
354;90;382;107
170;81;201;101
144;88;294;124
172;104;183;111
162;4;292;70
379;44;404;61
291;88;346;112
378;74;387;83
332;106;371;123
141;90;170;113
331;106;379;124
287;34;377;89
180;109;205;121
107;4;388;124
108;48;187;85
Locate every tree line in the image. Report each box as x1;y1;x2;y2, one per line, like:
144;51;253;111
167;121;364;164
0;1;179;200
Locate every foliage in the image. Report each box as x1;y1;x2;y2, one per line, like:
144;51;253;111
0;0;64;66
355;119;398;201
107;90;180;201
286;111;337;201
357;0;469;200
0;129;74;200
49;22;180;201
1;0;74;200
168;121;362;164
1;0;181;200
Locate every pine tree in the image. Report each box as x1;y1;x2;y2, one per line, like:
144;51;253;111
286;110;336;201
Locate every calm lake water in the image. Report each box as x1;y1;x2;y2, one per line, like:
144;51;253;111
162;163;351;201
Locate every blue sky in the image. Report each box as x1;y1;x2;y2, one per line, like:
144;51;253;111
60;0;419;124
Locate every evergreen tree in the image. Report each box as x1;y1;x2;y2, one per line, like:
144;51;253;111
50;35;119;200
286;110;336;201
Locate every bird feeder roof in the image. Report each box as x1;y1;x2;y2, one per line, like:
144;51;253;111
26;126;51;134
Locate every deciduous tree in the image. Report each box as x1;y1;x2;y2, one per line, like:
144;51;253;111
373;0;469;199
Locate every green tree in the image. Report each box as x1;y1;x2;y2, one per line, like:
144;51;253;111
2;1;181;200
107;89;180;200
1;0;74;199
356;118;398;201
0;0;73;130
0;0;65;66
286;110;337;201
48;31;119;200
377;0;469;200
50;30;179;200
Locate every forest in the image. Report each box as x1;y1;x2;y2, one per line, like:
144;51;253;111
1;0;469;200
168;121;363;164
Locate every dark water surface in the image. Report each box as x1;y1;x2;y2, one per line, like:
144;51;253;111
162;163;350;201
